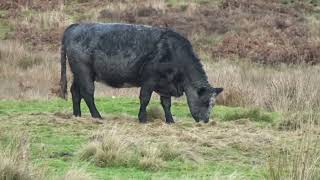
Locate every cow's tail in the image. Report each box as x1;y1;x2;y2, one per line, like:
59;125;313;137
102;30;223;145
59;36;67;100
59;23;79;99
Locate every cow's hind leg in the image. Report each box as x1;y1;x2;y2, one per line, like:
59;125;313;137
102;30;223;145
71;80;82;117
78;67;102;119
138;84;153;123
160;96;174;124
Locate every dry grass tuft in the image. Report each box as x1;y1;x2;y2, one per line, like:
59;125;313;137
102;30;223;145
207;60;320;114
147;104;165;121
80;127;134;168
139;146;164;170
0;132;43;180
79;141;98;161
79;121;193;170
61;169;94;180
267;114;320;179
158;143;181;161
0;40;61;99
77;114;287;171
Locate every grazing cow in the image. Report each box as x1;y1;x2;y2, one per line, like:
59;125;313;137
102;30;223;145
59;23;223;123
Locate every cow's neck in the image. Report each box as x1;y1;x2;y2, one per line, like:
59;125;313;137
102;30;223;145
184;63;209;89
183;64;209;116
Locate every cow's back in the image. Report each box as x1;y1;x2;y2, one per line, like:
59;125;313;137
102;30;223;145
64;23;164;57
63;23;165;87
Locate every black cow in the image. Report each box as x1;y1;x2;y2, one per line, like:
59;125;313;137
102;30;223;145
59;23;223;123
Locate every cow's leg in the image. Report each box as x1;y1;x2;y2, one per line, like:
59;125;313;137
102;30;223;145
160;96;175;124
70;80;82;117
78;67;102;119
138;84;153;123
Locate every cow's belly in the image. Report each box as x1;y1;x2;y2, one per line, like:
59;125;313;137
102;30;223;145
93;52;141;88
154;81;184;97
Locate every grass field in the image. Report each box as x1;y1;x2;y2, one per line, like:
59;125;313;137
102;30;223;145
0;97;283;179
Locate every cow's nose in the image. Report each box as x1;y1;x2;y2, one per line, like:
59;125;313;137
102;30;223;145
203;119;209;123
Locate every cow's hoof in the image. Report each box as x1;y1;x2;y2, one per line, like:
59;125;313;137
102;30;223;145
166;120;175;124
139;119;148;124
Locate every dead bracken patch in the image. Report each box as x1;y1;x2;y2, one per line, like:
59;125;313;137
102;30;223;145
213;0;320;64
2;0;320;63
0;0;63;11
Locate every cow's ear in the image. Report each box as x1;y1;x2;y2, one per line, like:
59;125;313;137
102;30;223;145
213;88;223;96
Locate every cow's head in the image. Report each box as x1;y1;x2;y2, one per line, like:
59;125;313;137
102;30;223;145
185;86;223;123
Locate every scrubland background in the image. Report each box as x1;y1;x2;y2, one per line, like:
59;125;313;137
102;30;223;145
0;0;320;179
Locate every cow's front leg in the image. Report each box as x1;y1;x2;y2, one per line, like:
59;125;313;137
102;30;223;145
138;85;153;123
160;96;175;124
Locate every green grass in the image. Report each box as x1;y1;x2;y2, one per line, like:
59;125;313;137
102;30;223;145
0;97;280;122
0;97;279;179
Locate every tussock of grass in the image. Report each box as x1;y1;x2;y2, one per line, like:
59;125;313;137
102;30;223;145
80;128;134;168
61;169;94;180
147;104;165;121
0;133;43;180
267;114;320;180
158;143;181;161
79;124;185;171
77;114;280;173
139;146;164;171
79;141;98;161
0;156;32;180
